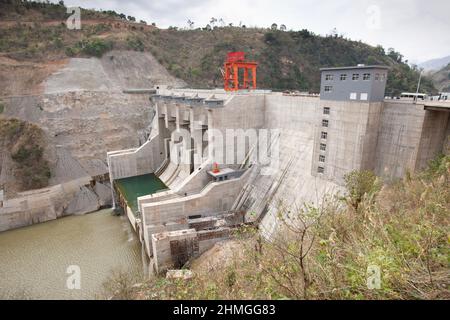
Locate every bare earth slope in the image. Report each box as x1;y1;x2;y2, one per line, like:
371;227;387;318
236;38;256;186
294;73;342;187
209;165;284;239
0;48;184;230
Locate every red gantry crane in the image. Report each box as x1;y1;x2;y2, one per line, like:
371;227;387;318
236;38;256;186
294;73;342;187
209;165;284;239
222;52;257;91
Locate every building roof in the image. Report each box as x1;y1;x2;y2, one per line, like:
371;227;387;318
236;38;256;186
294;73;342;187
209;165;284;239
207;167;235;178
320;65;389;71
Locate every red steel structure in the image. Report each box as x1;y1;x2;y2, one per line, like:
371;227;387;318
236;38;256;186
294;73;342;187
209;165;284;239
223;52;257;91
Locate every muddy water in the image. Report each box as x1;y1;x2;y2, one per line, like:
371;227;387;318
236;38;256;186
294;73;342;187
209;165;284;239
0;209;145;300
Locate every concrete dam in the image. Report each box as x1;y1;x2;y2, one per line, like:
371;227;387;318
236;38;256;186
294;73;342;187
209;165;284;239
106;65;450;273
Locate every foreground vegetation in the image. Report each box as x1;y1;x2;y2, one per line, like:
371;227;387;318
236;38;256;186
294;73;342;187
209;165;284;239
0;0;436;95
104;156;449;300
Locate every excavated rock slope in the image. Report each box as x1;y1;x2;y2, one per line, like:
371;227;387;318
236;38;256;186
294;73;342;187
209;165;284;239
0;50;185;231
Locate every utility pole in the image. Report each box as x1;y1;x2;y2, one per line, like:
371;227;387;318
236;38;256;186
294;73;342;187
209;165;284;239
414;69;422;104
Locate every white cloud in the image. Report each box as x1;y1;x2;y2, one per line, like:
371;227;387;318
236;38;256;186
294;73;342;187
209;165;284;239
58;0;450;62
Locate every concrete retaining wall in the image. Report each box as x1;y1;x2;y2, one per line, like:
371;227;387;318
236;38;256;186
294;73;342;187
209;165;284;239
374;102;426;179
107;132;165;181
0;177;111;231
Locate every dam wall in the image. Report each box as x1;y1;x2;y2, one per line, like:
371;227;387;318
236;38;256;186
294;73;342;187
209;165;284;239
241;94;343;237
0;176;111;232
107;134;165;182
374;102;426;178
141;168;252;257
373;101;450;179
415;107;450;170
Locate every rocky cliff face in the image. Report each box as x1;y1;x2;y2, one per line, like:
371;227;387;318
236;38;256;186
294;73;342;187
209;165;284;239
0;50;184;230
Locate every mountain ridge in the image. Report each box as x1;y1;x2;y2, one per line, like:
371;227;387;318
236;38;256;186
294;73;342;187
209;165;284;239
419;55;450;71
430;63;450;92
0;0;437;95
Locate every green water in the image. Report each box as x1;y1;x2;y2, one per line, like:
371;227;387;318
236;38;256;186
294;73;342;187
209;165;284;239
115;173;168;214
0;209;145;300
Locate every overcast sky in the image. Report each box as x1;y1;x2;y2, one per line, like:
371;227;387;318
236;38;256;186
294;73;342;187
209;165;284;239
58;0;450;63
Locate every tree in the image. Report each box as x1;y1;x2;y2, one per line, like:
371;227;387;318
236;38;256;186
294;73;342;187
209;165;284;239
187;19;194;29
210;17;217;27
387;48;403;63
280;24;287;31
271;23;278;30
375;45;385;56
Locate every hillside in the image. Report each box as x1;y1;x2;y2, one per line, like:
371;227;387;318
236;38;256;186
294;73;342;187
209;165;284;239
0;0;436;95
430;63;450;92
419;55;450;72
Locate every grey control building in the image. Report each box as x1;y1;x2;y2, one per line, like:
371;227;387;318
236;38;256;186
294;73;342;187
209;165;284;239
314;64;449;185
320;65;389;102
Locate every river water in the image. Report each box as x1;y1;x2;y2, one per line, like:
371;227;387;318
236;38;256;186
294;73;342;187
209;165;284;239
0;209;145;299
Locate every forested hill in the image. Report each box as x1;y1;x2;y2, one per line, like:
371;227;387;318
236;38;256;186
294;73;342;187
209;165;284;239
0;0;436;95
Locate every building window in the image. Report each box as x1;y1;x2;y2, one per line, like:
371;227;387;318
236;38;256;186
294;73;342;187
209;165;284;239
325;74;334;81
321;131;328;139
324;86;333;92
363;73;371;80
381;73;386;81
340;74;347;81
320;143;326;151
322;119;329;127
350;92;357;100
352;74;360;80
319;155;326;162
317;166;325;174
360;93;368;101
323;107;330;115
375;73;380;81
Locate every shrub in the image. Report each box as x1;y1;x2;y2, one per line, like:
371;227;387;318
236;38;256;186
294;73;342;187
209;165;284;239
424;154;449;178
65;46;77;57
101;269;142;299
52;37;63;49
264;32;278;44
11;145;43;163
344;170;380;210
0;119;51;190
126;37;144;52
78;38;113;57
0;118;23;137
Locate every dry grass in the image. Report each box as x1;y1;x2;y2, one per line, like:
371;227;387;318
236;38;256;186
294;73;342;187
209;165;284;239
130;155;449;300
